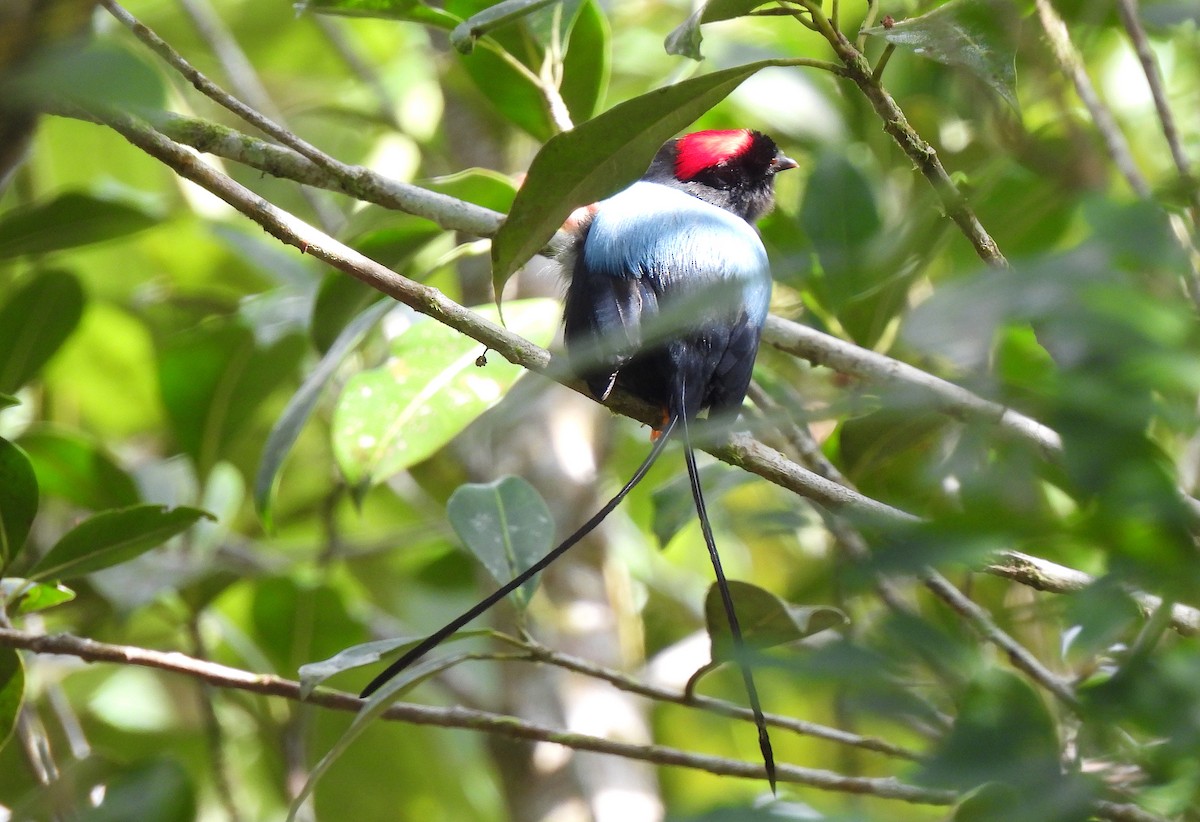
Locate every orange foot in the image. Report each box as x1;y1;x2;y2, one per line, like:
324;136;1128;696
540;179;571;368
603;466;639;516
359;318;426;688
649;407;671;441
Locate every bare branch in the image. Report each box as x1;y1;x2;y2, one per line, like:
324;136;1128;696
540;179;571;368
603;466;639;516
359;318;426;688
0;627;955;804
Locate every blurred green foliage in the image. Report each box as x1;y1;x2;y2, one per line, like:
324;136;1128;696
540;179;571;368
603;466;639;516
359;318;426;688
2;0;1200;819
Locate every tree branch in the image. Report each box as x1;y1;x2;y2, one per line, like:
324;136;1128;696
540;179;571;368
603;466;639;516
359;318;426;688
0;627;955;804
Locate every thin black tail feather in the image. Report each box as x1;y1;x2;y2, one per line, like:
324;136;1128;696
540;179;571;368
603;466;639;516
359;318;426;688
679;408;777;792
360;415;680;699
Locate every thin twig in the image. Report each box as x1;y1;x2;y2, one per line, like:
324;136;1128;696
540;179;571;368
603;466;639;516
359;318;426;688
1113;0;1200;225
0;627;957;803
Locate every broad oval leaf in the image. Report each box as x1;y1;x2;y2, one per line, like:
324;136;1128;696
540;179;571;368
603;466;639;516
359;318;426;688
0;648;23;752
490;58;792;294
0;578;75;614
18;427;140;511
28;504;214;582
0;193;158;260
447;476;554;608
331;298;559;489
0;269;85;394
861;0;1019;111
0;436;38;571
705;581;848;661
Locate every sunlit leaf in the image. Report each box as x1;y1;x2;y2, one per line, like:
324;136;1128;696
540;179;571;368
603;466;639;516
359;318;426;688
861;0;1019;110
665;0;774;61
28;504;213;581
491;58;790;293
0;648;23;752
450;0;559;53
425;168;519;213
447;476;554;608
331;298;559;490
0;437;38;572
0;269;84;393
256;300;393;526
0;578;76;614
705;581;848;661
0;393;17;410
18;427;140;511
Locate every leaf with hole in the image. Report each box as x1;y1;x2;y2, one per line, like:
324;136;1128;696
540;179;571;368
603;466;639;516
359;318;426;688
447;476;554;608
861;0;1019;110
331;298;559;491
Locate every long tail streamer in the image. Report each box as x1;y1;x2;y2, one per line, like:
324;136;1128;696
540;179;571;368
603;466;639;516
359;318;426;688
361;415;680;699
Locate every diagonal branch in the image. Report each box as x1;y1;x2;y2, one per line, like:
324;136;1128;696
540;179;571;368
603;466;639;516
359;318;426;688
0;627;954;804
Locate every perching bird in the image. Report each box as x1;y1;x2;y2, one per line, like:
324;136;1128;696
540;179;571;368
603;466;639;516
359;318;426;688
362;128;796;789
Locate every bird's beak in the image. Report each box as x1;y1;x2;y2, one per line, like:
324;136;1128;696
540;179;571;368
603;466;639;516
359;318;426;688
771;153;799;173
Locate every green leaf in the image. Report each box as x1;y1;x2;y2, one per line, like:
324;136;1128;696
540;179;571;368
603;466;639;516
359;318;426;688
861;0;1019;111
0;578;75;614
425;168;519;214
0;437;38;572
299;0;458;28
490;58;790;293
0;648;23;753
446;476;554;608
18;427;140;511
558;0;610;124
298;630;493;698
79;758;196;822
704;581;848;661
0;193;159;259
450;0;559;53
0;269;85;394
10;39;167;114
28;504;213;581
331;298;560;490
0;392;17;410
665;0;773;61
159;320;307;476
256;300;393;526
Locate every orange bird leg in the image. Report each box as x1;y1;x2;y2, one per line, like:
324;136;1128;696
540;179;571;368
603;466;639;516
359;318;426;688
649;407;671;441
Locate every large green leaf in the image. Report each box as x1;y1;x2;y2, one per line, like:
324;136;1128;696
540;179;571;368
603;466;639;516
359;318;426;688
17;427;140;511
446;476;554;607
0;648;23;753
490;58;790;293
10;39;166;114
0;437;38;572
331;298;559;490
0;194;159;259
0;269;85;393
558;0;610;124
28;504;213;582
159;320;307;475
255;300;393;525
861;0;1019;110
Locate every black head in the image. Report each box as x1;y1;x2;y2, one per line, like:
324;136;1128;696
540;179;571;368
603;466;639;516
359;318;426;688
643;129;797;223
